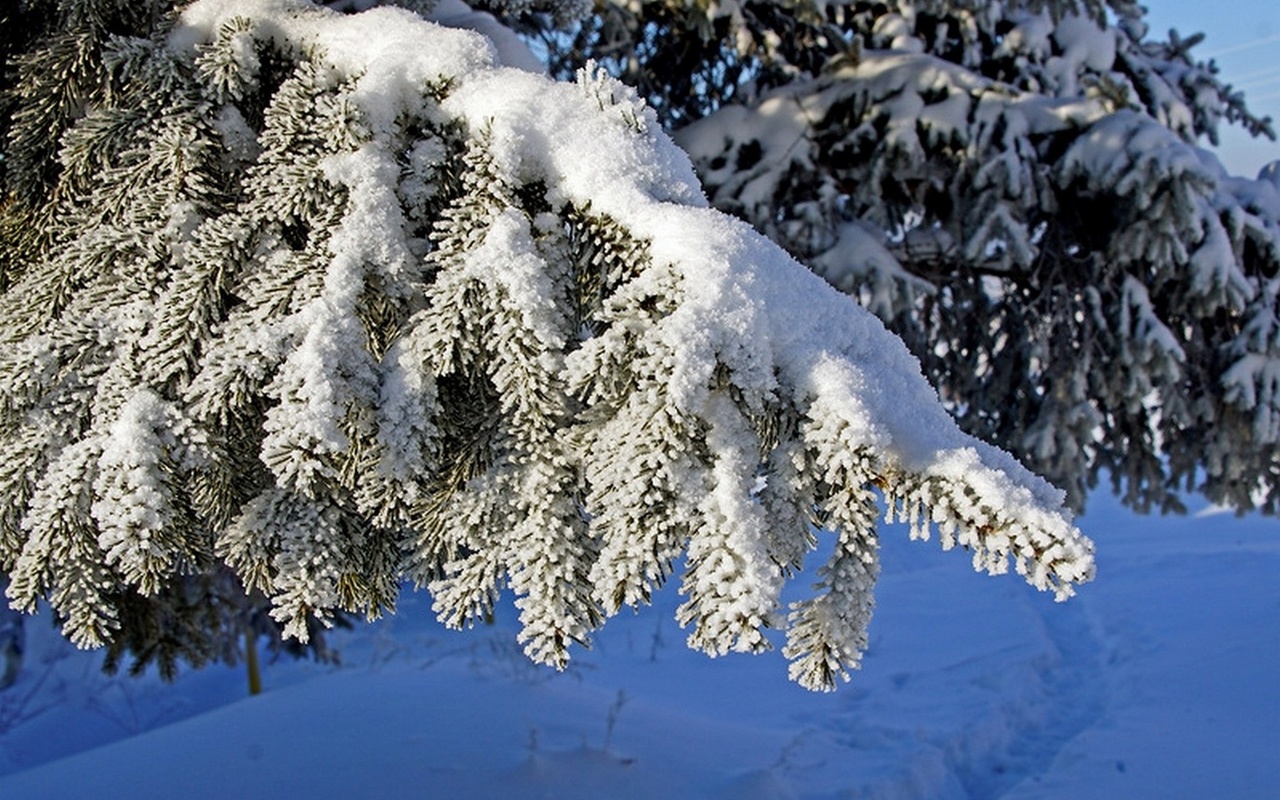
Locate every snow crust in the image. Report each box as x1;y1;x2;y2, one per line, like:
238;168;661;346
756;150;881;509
0;497;1272;799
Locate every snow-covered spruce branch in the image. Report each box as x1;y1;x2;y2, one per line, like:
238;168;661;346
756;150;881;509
0;0;1092;690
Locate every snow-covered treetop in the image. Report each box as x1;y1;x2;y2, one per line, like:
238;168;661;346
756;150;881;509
0;0;1091;689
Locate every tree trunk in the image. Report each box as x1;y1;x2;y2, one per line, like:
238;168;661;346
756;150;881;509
244;627;262;696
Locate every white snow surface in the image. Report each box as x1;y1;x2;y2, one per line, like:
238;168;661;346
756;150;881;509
0;492;1273;799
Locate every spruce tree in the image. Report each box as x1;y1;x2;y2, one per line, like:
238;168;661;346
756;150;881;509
0;0;1093;690
543;0;1280;516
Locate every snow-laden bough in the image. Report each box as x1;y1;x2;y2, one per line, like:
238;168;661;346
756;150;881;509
0;0;1093;690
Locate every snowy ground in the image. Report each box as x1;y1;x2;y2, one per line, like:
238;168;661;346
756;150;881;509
0;490;1275;799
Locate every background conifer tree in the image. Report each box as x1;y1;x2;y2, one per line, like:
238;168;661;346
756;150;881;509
536;0;1280;515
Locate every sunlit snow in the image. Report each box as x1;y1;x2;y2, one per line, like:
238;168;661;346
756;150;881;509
0;494;1273;799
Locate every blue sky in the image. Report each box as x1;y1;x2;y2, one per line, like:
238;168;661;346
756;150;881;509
1143;0;1280;176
